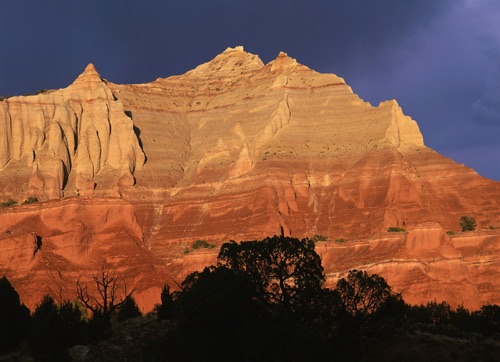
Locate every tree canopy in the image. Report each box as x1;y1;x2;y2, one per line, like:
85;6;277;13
217;236;325;312
28;296;85;361
334;269;395;320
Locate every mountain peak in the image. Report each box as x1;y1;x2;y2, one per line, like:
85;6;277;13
223;45;245;53
183;47;264;79
72;63;104;86
268;51;299;72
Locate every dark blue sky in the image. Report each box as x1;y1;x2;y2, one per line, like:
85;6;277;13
1;1;499;180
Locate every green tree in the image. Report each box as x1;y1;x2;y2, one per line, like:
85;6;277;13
217;236;325;312
459;215;476;232
27;296;84;362
0;276;30;353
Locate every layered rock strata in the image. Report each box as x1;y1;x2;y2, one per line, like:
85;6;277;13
0;64;145;200
0;46;499;311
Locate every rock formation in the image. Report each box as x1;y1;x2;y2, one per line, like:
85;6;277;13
0;64;145;200
0;46;499;311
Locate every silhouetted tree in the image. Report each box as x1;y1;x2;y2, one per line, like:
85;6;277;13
0;276;30;353
218;236;325;313
27;295;84;362
116;295;142;322
334;269;394;320
145;235;500;360
451;304;472;332
474;304;500;336
76;267;133;335
173;266;260;361
156;284;175;321
153;237;332;360
407;300;453;328
426;300;452;325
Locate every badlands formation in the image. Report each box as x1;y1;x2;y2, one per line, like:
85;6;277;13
0;47;499;311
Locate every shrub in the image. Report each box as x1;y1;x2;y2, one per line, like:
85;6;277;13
312;234;328;242
191;239;215;250
446;230;455;235
0;199;17;208
192;239;209;249
459;216;476;232
387;227;406;232
335;238;345;243
22;196;38;205
489;225;495;230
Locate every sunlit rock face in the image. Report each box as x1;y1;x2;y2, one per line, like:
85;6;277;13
0;63;145;199
0;47;499;311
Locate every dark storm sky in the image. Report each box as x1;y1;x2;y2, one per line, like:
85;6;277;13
1;1;499;180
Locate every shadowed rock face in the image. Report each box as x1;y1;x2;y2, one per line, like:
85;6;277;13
0;46;499;311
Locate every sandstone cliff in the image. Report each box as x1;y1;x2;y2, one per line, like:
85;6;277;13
0;46;499;311
0;64;145;200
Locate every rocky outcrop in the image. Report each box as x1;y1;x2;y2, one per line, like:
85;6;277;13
320;223;500;309
0;46;499;311
0;64;145;200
